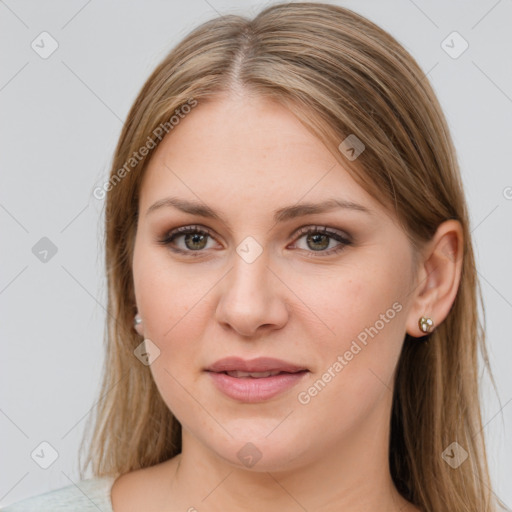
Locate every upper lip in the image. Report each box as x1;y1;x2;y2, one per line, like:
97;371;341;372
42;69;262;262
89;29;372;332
205;357;308;373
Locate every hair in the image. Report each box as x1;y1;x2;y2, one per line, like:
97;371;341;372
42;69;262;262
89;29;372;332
79;3;504;511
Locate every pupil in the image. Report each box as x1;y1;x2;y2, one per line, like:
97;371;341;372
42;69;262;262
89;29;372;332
185;233;207;250
308;233;329;251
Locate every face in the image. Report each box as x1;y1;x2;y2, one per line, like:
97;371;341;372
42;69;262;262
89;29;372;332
132;93;418;471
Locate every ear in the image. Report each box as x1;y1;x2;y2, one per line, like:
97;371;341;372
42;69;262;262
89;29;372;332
405;219;464;338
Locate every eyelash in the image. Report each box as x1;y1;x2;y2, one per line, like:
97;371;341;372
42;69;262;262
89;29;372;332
157;224;353;258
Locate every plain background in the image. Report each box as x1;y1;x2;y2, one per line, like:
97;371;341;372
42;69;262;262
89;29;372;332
1;0;511;508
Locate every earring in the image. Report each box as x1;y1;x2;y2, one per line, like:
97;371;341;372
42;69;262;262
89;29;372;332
418;316;434;334
134;314;143;336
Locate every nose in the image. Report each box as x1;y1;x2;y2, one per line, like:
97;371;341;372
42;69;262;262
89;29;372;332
215;251;290;338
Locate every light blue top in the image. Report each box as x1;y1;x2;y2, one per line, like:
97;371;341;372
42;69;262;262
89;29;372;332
0;476;116;511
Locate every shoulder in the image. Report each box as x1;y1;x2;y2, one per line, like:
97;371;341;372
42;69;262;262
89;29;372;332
0;476;116;512
111;457;181;511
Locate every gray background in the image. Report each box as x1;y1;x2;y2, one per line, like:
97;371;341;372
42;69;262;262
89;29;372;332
1;0;511;508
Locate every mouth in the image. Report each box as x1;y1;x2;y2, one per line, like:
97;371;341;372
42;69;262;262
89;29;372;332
205;357;310;402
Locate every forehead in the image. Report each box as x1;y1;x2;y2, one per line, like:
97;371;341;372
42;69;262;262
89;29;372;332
139;95;383;219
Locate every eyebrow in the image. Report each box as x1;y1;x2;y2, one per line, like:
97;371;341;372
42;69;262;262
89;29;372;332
145;196;373;224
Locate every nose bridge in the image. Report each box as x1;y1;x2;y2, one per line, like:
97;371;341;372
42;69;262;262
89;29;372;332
226;242;272;305
215;240;289;336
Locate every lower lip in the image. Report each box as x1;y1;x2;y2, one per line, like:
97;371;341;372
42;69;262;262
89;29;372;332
207;371;309;403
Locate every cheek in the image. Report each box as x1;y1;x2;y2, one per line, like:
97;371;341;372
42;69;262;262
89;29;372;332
299;255;409;418
133;240;202;342
132;246;212;421
310;258;406;350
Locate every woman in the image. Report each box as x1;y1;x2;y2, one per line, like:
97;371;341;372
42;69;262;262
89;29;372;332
2;2;505;511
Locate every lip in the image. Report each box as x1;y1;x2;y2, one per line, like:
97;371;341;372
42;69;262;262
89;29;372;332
205;357;309;403
205;356;308;373
207;372;308;403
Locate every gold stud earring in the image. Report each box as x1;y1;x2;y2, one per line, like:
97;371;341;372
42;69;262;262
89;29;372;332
418;316;434;333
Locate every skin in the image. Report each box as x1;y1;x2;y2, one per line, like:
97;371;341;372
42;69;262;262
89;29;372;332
111;92;463;512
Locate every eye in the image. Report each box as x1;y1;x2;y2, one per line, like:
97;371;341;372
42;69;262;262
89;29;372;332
157;224;352;257
290;226;352;257
157;225;217;257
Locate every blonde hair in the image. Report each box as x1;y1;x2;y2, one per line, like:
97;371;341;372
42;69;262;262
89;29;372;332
80;3;504;510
